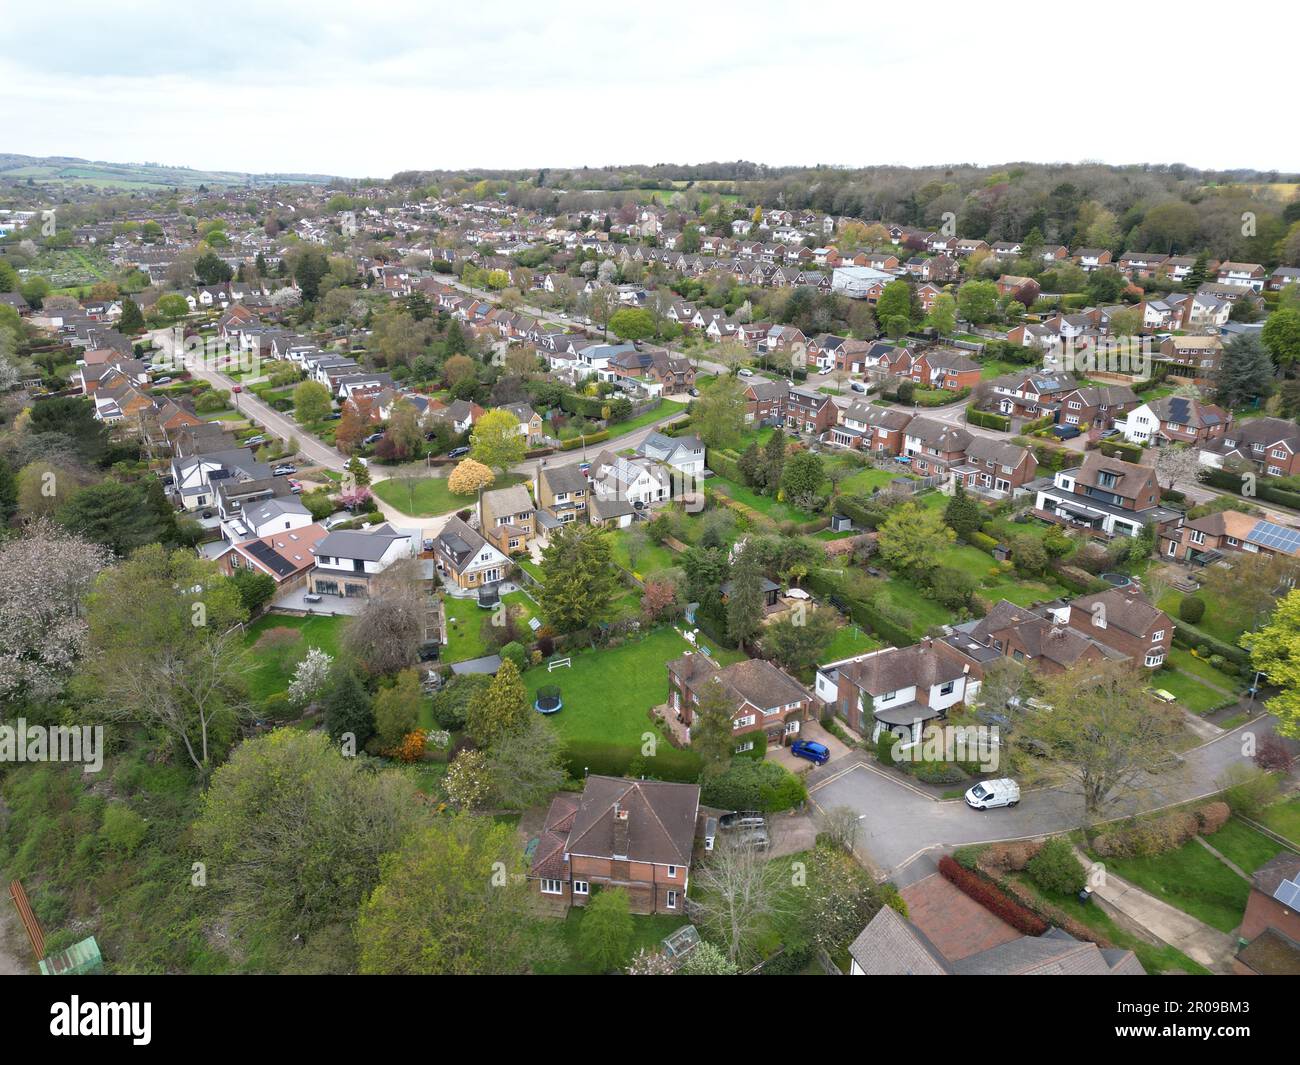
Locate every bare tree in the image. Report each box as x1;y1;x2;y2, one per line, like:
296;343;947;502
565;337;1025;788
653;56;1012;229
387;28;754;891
689;837;790;966
1153;443;1203;492
344;557;426;675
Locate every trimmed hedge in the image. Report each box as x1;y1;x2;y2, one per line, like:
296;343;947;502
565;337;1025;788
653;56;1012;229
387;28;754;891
966;407;1011;431
938;855;1049;936
1171;620;1250;667
968;530;1000;552
706;447;744;483
1098;439;1145;464
560;429;610;451
1201;467;1300;510
807;568;916;645
561;739;702;782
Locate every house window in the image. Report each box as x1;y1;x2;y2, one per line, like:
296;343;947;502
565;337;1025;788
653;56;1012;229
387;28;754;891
734;740;755;753
880;691;897;703
1151;630;1165;643
573;881;589;896
540;879;563;895
1145;653;1165;668
667;865;677;879
939;681;955;696
665;890;678;910
734;714;756;730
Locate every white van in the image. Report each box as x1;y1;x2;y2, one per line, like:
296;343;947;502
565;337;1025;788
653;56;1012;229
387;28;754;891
965;778;1020;810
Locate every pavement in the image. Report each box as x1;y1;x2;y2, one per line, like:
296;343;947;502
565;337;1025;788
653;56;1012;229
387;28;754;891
1076;846;1237;972
805;713;1283;880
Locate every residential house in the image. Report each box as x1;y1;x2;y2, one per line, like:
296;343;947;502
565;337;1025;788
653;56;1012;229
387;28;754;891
989;370;1077;420
1056;383;1139;430
666;654;813;748
528;776;701;915
814;641;978;746
829;403;912;454
1233;854;1300;976
902;417;971;476
479;483;535;556
1216;261;1267;292
590;450;671;507
639;431;705;478
785;386;838;435
308;523;415;599
1119;395;1228;447
1033;452;1182;538
1157;335;1224;378
909;347;981;392
1161;511;1300;564
1063;589;1173;669
955;437;1038;497
1073;248;1113;272
1202;417;1300;478
500;402;545;446
943;599;1116;677
996;274;1041;305
430;515;510;591
743;378;787;425
214;523;328;591
535;464;589;530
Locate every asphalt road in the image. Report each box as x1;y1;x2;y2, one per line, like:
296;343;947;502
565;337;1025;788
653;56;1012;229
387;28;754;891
807;712;1281;881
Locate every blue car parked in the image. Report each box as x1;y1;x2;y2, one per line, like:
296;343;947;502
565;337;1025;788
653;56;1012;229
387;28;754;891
790;739;830;765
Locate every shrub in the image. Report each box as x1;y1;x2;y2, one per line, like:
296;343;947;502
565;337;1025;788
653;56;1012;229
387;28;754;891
1254;734;1295;773
1179;597;1206;624
938;856;1048;936
260;691;296;723
1194;801;1231;835
499;641;527;671
99;804;148;856
1026;837;1086;896
1219;764;1280;818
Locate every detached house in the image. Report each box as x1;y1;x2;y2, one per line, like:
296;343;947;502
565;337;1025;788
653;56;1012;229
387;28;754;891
1157;335;1224;379
829;403;912;455
1161;510;1300;564
1034;453;1182;539
1119;395;1228;447
1201;417;1300;478
743;378;787;425
814;641;978;747
430;515;510;591
479;483;535;556
535;464;589;529
1056;383;1139;430
1063;590;1172;669
529;776;701;915
1216;261;1267;292
666;654;813;749
639;431;705;478
785;387;838;435
308;524;415;599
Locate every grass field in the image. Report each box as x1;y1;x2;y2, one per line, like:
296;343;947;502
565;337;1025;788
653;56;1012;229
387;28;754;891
1260;797;1300;846
1156;589;1250;646
602;399;688;441
609;528;680;579
1166;647;1244;693
839;466;909;495
536;909;686;974
241;613;349;703
443;590;538;664
821;625;880;663
708;474;816;523
1204;819;1284;874
372;472;528;517
1094;837;1252;934
1150;667;1235;714
522;627;744;748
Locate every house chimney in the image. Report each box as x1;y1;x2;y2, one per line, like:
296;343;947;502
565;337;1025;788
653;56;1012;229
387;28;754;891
612;802;630;859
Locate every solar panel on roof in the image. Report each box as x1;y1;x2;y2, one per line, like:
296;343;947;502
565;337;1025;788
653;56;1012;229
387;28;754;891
1248;520;1300;554
1274;877;1300;908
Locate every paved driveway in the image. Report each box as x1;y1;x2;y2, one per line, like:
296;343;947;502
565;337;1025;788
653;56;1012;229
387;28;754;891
809;715;1281;878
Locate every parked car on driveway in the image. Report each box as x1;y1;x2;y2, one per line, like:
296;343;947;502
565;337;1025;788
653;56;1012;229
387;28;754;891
447;446;471;458
736;367;755;377
850;381;867;393
1051;424;1081;440
245;434;267;446
363;432;385;445
272;464;296;476
719;811;765;831
790;739;830;765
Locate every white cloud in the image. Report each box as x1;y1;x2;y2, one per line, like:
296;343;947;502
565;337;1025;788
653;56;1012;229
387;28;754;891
3;0;1296;176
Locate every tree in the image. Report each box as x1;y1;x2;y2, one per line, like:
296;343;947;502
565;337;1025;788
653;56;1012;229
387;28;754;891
641;579;681;622
760;607;838;674
293;379;332;424
385;397;425;458
444;749;493;809
447;458;495;496
577;888;635;971
1109;307;1143;337
775;842;886;959
692;375;747;449
1215;332;1275;408
57;479;171;556
231;567;276;614
342;558;425;676
485;714;566;808
288;647;333;708
676;940;740;975
1152;443;1202;492
691;837;788;965
322;662;374;747
877;500;955;577
444;353;477;391
875;280;914;328
693;677;741;778
80;545;248;779
356;813;546;974
781;452;824;511
1262;307;1300;368
1243;588;1300;736
196;730;422;972
725;544;766;647
943;483;984;538
194;250;233;285
536;522;621;632
608;307;655;341
118;297;144;333
373;668;423;748
1197;549;1298;640
958;280;1000;325
470;408;525;475
1023;661;1182;814
925;292;957;336
335;404;367;454
0;520;113;704
292;247;330;302
466;657;530;747
762;428;787;492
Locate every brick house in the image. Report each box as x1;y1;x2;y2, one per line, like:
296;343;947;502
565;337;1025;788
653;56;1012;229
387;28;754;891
529;776;701;915
828;402;912;454
989;370;1078;420
743;378;787;425
943;599;1113;677
1055;383;1139;429
1065;589;1172;668
1160;510;1300;564
430;515;511;590
666;653;812;748
1233;854;1300;975
1034;453;1182;539
535;464;589;527
785;386;838;435
1156;335;1224;379
1120;395;1229;447
995;274;1041;305
909;347;981;391
902;417;971;476
1202;417;1300;478
955;437;1038;496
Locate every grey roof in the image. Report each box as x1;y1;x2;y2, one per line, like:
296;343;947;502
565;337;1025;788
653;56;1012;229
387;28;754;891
540;464;588;496
316;522;408;562
242;496;311;528
848;906;951;975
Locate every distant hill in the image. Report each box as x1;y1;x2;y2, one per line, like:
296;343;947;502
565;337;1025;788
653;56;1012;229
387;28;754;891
0;153;340;190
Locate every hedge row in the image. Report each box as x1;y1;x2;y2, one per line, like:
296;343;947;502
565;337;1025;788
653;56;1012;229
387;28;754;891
966;407;1010;431
1021;414;1056;434
1098;438;1144;464
938;855;1049;936
1200;467;1300;510
807;569;915;646
559;430;610;451
706;447;744;483
1171;620;1251;667
560;739;702;782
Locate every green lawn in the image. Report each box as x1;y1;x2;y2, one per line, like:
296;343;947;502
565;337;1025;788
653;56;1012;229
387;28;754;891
1205;819;1285;874
443;590;538;664
372;472;528;517
1093;837;1252;934
865;575;954;635
522;626;744;749
839;466;910;495
602;399;688;441
1260;797;1300;846
937;544;1066;607
1167;647;1244;693
1156;589;1249;646
709;474;816;523
242;614;350;703
536;909;686;975
1150;666;1236;715
822;624;880;663
610;528;680;579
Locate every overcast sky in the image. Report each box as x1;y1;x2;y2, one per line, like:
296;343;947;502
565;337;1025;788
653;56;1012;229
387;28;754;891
4;0;1295;178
